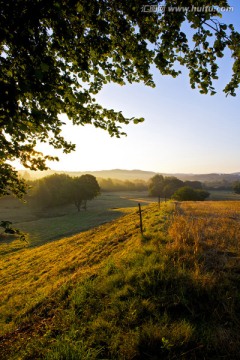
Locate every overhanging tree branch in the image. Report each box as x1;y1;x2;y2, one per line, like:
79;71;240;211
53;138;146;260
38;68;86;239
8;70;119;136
0;0;239;202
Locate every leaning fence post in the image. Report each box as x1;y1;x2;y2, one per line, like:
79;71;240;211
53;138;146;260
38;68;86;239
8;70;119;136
138;203;143;235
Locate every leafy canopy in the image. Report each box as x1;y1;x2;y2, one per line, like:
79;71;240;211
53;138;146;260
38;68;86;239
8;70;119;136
71;175;100;211
148;174;165;199
29;173;100;211
1;0;240;198
172;186;210;201
233;181;240;194
149;174;206;200
30;173;72;208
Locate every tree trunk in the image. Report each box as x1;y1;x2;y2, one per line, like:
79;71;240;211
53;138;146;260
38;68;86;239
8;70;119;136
83;200;87;210
75;200;82;212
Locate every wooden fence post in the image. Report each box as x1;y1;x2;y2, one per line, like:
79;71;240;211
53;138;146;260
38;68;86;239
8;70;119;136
138;203;143;235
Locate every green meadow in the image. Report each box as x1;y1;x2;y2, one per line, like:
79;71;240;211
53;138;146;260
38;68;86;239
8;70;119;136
0;192;154;250
1;189;239;251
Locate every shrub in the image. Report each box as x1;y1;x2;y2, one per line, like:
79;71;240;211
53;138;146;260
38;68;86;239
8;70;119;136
172;187;209;201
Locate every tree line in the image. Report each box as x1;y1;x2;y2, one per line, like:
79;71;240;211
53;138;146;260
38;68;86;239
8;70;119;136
233;182;240;195
96;176;208;197
148;175;209;203
30;174;100;212
98;178;148;192
27;173;209;211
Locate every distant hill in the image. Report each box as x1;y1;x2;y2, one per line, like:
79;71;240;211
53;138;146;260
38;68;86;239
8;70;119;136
174;172;240;183
19;168;240;183
19;168;157;181
86;169;157;180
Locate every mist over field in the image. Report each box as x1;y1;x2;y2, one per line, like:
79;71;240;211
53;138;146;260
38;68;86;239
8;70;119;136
19;168;240;183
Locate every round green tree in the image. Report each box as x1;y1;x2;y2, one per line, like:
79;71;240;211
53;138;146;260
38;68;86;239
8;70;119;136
233;181;240;194
149;174;165;206
172;186;209;201
71;175;100;212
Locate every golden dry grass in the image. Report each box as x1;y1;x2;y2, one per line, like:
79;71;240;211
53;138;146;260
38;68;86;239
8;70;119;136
0;207;145;335
168;201;240;274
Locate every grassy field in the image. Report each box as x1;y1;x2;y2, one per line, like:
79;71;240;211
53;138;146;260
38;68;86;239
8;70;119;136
208;189;240;201
1;189;239;251
0;191;155;250
1;200;240;359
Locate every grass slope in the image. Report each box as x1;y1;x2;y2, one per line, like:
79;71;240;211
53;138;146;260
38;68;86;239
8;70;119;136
0;192;154;248
208;189;240;201
1;202;240;359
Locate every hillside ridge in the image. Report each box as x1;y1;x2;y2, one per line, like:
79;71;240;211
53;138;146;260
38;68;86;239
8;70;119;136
19;168;240;183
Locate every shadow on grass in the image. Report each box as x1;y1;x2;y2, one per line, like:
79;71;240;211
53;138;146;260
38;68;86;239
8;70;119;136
26;208;128;248
0;192;153;251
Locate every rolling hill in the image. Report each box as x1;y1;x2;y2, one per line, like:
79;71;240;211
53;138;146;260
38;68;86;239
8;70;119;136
20;168;240;185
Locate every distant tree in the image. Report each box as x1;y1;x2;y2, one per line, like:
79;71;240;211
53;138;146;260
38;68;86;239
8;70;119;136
162;176;184;199
30;173;72;208
149;175;188;204
98;178;147;192
71;175;100;212
233;181;240;194
148;174;164;207
30;173;100;211
184;181;203;189
98;178;114;192
197;189;210;201
172;186;209;201
133;180;148;192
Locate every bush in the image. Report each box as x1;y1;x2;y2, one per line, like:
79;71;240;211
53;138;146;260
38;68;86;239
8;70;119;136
233;181;240;194
172;187;209;201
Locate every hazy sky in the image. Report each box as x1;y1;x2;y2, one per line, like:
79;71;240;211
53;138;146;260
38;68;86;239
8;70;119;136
34;2;240;174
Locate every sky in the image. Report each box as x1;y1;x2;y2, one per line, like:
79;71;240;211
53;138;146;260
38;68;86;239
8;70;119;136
31;1;240;174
